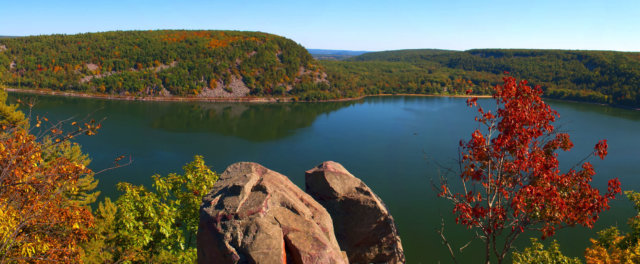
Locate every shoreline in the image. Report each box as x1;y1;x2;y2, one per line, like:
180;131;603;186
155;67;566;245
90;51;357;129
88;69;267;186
3;87;291;103
3;87;492;103
4;87;639;111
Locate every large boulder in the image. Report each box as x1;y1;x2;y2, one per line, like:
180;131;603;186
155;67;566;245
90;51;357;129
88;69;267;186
198;162;348;264
305;161;405;264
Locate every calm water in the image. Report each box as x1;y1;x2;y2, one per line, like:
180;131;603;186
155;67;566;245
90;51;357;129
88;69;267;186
9;94;640;263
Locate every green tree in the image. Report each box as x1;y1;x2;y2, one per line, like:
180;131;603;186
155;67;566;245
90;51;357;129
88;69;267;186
41;136;100;205
85;155;218;263
82;198;118;263
512;238;581;264
0;89;26;130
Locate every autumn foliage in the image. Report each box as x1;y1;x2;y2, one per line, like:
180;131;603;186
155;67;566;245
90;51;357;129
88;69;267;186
438;76;621;263
160;31;262;48
0;88;105;262
0;30;328;98
584;191;640;263
0;127;94;262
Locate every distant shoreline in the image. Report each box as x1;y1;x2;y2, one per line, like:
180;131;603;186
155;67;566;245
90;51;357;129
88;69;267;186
3;87;492;103
5;87;639;111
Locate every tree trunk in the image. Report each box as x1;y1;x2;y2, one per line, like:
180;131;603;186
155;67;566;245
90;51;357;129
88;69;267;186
485;238;491;264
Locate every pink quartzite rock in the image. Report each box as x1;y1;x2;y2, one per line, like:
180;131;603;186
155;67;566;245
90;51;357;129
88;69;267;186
306;161;405;264
197;162;348;264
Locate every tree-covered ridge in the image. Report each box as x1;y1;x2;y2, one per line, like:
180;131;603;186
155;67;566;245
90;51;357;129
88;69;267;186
320;59;498;97
342;49;640;107
0;30;331;98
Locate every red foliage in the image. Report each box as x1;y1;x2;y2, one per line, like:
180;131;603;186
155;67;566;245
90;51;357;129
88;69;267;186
595;139;608;160
438;76;620;262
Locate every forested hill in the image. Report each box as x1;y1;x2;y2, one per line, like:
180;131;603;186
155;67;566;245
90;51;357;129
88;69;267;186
0;30;335;100
338;49;640;107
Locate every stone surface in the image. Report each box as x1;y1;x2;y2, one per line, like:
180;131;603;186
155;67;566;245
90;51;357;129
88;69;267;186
199;76;250;98
306;161;405;264
198;162;348;264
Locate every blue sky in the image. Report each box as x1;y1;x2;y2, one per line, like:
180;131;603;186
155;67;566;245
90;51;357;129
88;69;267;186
1;0;639;51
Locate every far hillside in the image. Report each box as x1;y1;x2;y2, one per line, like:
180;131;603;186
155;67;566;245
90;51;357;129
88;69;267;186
327;49;640;107
0;30;341;100
320;49;499;98
308;49;369;60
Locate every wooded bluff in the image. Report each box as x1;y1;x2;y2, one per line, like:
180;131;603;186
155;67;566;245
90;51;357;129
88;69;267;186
1;31;640;107
0;30;334;100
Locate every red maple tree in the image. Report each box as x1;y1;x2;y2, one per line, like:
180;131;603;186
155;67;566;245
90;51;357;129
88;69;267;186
437;76;621;263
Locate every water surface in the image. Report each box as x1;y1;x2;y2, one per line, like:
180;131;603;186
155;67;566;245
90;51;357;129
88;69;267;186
10;94;640;263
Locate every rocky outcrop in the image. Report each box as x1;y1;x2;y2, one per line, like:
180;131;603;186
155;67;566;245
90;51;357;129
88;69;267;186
306;161;405;264
198;76;250;98
197;162;348;264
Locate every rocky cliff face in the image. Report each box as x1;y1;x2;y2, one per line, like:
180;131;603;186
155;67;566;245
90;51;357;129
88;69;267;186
197;161;405;264
306;161;405;264
198;162;348;264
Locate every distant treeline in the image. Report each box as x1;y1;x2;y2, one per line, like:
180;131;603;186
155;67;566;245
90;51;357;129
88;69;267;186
307;49;369;61
322;49;640;107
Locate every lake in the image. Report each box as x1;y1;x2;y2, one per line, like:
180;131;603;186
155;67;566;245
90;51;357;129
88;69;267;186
9;94;640;263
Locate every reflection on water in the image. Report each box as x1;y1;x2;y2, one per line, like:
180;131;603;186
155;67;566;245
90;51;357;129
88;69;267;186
149;102;357;141
9;94;358;142
546;98;640;122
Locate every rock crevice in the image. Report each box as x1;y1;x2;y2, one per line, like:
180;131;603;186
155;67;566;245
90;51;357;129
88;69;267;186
197;161;404;264
198;162;348;264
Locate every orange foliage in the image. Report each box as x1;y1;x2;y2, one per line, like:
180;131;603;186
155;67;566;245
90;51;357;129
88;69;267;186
585;236;640;263
209;78;217;89
0;127;94;262
160;31;260;49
